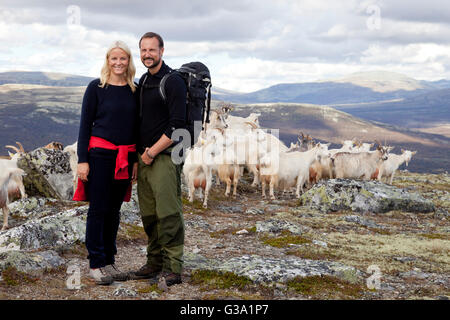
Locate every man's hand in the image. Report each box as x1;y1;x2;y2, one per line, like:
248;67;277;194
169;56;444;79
77;163;89;182
141;148;154;165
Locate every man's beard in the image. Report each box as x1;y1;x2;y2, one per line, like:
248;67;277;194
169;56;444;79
142;56;160;69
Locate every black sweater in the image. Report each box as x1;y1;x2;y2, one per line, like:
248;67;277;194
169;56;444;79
77;79;138;163
138;61;187;153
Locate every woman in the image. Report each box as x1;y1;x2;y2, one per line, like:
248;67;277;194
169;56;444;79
74;40;139;285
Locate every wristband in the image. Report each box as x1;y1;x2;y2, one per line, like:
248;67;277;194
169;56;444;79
147;150;155;159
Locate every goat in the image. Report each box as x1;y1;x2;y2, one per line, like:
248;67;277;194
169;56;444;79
183;128;229;208
377;149;416;184
0;165;26;231
332;144;391;180
260;143;330;199
63;141;78;194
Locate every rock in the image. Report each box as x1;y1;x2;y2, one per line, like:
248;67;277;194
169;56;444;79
113;286;137;297
0;206;87;252
300;179;435;214
216;255;361;285
120;185;141;224
17;148;74;200
256;219;305;235
0;250;66;273
344;215;386;229
217;205;244;214
393;256;416;263
185;216;211;230
184;253;361;285
245;208;265;215
235;229;249;235
312;240;328;248
150;291;160;299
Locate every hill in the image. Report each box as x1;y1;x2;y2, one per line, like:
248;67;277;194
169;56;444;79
333;88;450;130
213;71;450;105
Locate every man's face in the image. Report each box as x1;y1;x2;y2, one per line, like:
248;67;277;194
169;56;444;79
140;37;163;69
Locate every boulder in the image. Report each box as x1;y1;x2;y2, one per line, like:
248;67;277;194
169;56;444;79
0;206;87;252
17;147;73;200
184;253;361;285
0;250;66;273
300;179;435;214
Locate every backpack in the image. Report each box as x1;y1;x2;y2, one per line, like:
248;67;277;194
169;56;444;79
140;62;212;147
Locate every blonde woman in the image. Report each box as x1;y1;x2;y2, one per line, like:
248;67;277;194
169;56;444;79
74;40;139;285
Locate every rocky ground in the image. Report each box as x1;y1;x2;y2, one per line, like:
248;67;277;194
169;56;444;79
0;170;449;300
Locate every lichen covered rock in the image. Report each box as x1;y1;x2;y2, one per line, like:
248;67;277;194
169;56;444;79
17;147;73;200
300;179;435;214
0;250;66;272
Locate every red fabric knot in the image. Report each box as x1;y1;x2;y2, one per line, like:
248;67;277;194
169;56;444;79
72;136;136;202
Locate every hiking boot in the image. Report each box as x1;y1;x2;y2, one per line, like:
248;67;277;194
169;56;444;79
88;268;114;285
155;272;182;289
104;264;128;282
127;264;162;280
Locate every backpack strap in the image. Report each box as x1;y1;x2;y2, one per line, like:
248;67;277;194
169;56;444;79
159;70;176;103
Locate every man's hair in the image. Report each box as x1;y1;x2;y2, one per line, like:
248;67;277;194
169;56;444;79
139;32;164;48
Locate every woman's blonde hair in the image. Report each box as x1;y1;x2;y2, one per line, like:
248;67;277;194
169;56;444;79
99;40;136;92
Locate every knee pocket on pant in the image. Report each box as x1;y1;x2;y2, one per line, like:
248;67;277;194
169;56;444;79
158;213;184;247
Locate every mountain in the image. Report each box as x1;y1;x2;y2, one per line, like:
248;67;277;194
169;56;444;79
212;71;450;105
0;71;94;87
333;88;450;129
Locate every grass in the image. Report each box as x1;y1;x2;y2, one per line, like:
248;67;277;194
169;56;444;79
286;275;366;299
261;230;312;248
0;266;39;287
190;270;253;290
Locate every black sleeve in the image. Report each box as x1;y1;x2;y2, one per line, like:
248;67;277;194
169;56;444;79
132;84;140;162
77;80;99;163
163;74;187;139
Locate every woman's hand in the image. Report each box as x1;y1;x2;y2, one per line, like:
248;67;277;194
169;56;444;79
77;163;89;182
132;162;138;183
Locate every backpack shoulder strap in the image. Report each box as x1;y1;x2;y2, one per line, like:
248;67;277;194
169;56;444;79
159;70;180;103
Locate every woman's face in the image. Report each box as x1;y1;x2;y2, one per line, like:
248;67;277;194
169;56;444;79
108;48;129;77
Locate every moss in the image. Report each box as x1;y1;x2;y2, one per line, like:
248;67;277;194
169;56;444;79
118;223;146;241
0;266;39;287
190;270;253;290
419;233;450;240
360;188;374;198
182;197;207;213
136;283;163;295
261;230;312;248
286;275;365;299
286;248;339;261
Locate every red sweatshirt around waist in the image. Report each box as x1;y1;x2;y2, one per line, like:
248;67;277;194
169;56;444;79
73;136;136;202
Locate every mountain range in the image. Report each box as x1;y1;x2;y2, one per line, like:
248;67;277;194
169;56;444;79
0;70;448;173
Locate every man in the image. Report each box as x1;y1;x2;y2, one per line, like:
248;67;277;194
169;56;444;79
125;32;187;287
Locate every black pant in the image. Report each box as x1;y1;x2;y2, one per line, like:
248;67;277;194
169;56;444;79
85;148;132;269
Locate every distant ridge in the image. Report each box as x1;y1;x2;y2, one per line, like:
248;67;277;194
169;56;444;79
0;71;94;87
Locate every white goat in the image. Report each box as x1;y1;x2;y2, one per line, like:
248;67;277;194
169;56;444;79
183;128;228;208
332;145;391;180
224;113;261;130
260;143;330;199
0;164;26;230
63;141;78;194
377;149;416;184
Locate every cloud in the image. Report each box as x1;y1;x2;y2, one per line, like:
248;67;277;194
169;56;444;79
1;0;450;91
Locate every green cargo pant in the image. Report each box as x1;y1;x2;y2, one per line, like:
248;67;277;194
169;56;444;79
137;152;184;274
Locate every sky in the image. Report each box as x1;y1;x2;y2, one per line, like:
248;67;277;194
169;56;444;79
1;0;450;92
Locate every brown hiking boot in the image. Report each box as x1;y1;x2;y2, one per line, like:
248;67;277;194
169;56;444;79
127;264;162;280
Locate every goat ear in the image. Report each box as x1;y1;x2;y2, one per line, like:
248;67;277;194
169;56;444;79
412;151;417;155
401;148;405;153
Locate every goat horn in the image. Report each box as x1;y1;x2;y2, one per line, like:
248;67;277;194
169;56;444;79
5;145;20;153
16;142;25;153
244;121;258;129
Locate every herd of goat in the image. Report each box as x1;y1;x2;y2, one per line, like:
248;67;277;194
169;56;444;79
0;107;416;230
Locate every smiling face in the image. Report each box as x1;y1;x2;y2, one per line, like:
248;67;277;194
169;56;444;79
108;48;129;77
140;37;164;70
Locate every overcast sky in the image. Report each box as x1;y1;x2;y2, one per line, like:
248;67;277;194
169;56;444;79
1;0;450;92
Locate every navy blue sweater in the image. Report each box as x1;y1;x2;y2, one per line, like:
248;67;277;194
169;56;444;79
77;79;138;163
